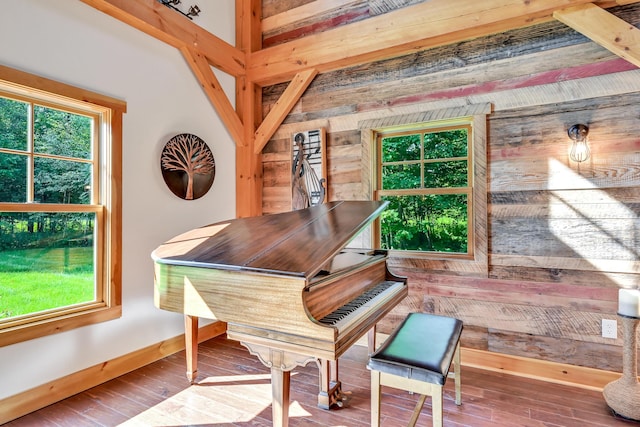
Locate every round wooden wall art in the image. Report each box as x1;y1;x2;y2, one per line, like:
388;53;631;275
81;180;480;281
160;133;215;200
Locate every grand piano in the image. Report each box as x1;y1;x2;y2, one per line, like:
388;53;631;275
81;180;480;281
152;200;407;426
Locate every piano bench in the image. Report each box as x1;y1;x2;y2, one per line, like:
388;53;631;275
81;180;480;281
367;312;463;427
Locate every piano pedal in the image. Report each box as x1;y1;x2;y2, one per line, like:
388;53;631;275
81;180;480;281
318;381;352;409
334;388;352;408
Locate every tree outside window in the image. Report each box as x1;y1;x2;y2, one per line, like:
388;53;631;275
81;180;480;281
376;123;473;256
0;66;124;346
0;98;96;319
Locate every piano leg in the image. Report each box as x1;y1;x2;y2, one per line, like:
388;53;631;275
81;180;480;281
317;359;350;409
237;341;316;427
317;359;332;409
317;327;378;409
271;367;290;427
185;315;199;383
368;325;377;353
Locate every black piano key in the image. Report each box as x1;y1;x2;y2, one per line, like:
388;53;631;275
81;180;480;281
318;281;396;326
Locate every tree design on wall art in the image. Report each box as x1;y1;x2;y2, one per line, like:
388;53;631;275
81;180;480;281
160;133;215;200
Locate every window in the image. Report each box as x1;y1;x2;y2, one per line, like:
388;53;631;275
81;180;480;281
377;123;472;255
0;65;124;346
361;103;488;275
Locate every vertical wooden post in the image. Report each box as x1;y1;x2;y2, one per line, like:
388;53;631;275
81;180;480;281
235;0;263;218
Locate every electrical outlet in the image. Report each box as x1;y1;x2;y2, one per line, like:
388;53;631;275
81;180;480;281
602;319;617;339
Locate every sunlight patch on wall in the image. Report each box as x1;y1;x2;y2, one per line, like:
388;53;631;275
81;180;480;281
548;158;638;283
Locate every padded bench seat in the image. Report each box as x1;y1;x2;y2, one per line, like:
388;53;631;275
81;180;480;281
368;312;463;427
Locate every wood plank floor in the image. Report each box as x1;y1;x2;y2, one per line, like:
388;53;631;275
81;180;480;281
4;335;639;427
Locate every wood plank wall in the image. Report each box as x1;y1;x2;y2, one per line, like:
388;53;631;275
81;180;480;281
260;1;640;372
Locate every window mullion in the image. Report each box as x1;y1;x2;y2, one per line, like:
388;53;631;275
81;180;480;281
92;117;100;205
27;102;34;203
420;133;425;189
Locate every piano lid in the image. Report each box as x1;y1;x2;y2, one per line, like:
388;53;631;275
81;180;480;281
151;200;388;278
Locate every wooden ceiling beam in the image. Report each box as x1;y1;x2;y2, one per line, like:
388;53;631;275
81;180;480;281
248;0;640;86
554;3;640;68
180;46;245;146
79;0;246;77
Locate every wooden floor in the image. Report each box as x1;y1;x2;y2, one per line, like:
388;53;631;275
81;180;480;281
5;335;639;427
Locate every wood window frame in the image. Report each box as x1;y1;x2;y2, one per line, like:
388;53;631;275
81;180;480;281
360;103;489;277
376;122;474;257
0;64;125;346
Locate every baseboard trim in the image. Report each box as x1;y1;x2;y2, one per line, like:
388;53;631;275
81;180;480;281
0;326;624;424
0;321;226;425
460;347;621;392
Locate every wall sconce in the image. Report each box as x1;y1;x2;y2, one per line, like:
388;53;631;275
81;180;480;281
567;124;590;163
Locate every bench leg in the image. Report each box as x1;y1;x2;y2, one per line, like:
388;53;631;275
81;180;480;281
446;341;462;406
408;394;427;427
371;370;382;427
454;341;461;405
431;385;444;427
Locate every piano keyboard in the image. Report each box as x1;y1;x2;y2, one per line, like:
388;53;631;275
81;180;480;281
318;281;399;327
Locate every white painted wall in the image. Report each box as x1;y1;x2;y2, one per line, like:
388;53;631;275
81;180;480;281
0;0;236;399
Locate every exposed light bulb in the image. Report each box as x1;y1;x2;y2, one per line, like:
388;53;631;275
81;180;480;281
567;124;590;163
570;138;590;163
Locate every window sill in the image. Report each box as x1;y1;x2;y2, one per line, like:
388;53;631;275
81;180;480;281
0;305;121;347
